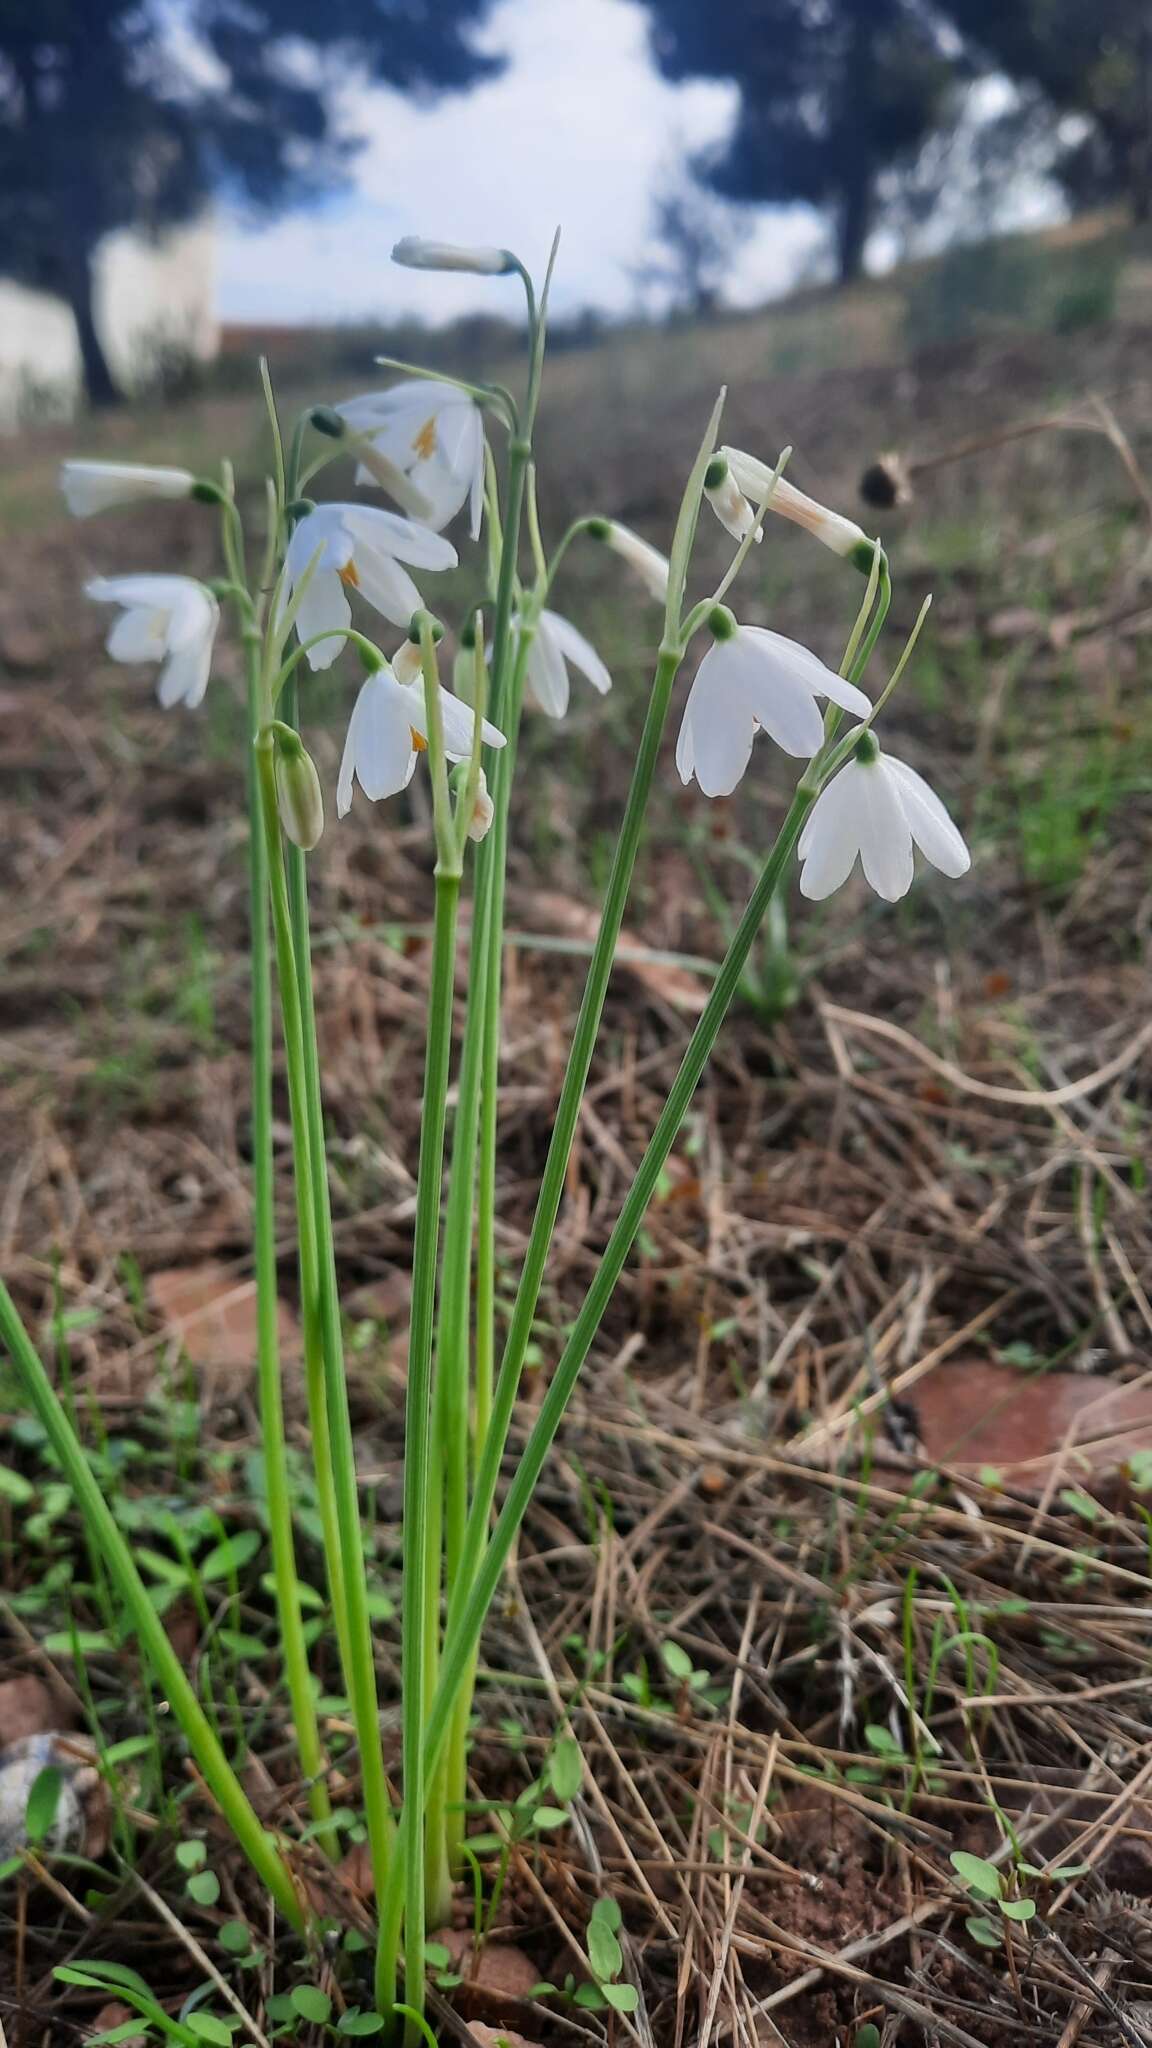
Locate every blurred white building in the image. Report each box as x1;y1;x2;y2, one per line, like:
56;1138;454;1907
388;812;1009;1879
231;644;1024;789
0;219;218;428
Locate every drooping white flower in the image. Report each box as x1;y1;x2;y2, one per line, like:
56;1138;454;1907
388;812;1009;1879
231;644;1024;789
337;666;506;815
798;730;970;901
337;383;486;539
279;504;457;671
85;574;219;709
61;461;197;519
704;463;761;545
676;616;870;795
392;237;513;276
464;766;494;842
709;448;875;569
521;609;611;718
595;521;670;602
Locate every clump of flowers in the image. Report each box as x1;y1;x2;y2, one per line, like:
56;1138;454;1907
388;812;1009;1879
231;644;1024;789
0;231;969;2040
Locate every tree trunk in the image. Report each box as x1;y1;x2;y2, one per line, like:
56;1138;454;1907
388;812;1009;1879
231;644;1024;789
834;2;877;286
836;178;874;285
62;251;122;408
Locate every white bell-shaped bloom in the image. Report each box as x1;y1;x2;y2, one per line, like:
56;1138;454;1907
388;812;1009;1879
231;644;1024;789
280;504;457;671
337;666;506;815
597;521;670;602
61;461;196;519
676;621;870;795
337;383;485;539
85;574;219;709
392;237;512;275
798;732;970;901
521;609;611;718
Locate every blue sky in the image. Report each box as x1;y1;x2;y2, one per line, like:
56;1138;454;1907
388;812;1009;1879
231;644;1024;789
215;0;827;325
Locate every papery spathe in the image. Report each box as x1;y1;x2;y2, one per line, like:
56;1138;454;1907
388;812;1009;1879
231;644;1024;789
85;574;219;709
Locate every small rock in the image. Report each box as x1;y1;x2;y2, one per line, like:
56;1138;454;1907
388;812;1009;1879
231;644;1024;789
92;2005;147;2048
0;1675;66;1747
0;1733;86;1860
434;1927;540;2003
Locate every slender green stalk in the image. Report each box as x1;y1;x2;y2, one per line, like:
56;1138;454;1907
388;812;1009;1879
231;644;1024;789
377;639;463;2028
430;776;814;1774
0;1283;304;1929
253;741;396;1986
244;638;336;1855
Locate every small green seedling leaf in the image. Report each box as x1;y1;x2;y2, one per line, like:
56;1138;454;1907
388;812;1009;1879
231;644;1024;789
25;1765;63;1847
291;1987;332;2025
950;1851;1002;1899
548;1737;583;1802
338;2011;386;2036
0;1465;34;1505
532;1806;570;1830
573;1984;608;2011
187;2017;234;2045
176;1840;207;1871
198;1529;261;1582
218;1922;252;1956
1001;1897;1036;1923
187;1870;221;1907
601;1983;638;2013
423;1944;451;1969
854;2028;882;2048
660;1641;694;1681
965;1913;1003;1948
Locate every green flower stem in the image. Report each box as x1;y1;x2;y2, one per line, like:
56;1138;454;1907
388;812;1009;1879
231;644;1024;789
244;637;336;1856
427;774;815;1780
454;632;685;1624
0;1282;305;1930
378;829;462;2028
253;739;396;1982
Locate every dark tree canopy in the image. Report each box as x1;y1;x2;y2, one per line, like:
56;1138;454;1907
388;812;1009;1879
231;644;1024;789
939;1;1152;221
639;0;956;284
0;0;501;402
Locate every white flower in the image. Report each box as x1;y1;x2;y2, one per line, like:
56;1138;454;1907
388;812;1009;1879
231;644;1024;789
798;733;970;901
61;461;196;519
392;237;512;276
337;383;485;539
676;622;870;795
85;574;219;709
598;522;670;602
337;666;506;815
521;609;611;718
280;504;457;671
465;766;494;842
705;467;761;545
710;448;874;567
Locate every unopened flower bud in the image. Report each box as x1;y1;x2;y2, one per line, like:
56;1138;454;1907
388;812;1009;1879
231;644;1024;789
704;457;760;545
274;733;325;850
309;406;346;439
285;496;316;521
593;519;670;602
724;447;872;565
392;237;514;276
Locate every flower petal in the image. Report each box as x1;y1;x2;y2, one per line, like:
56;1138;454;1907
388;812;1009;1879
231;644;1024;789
675;660;755;796
540;609;611;694
432;685;506;759
296;568;352;670
739;627;870;716
340;503;458;571
338;672;419;812
885;757;971;878
855;760;915;900
157;634;213;709
350;547;424;629
525;625;570;717
798;767;865;900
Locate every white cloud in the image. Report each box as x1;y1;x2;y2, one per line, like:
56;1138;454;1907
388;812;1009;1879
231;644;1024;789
216;0;771;324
